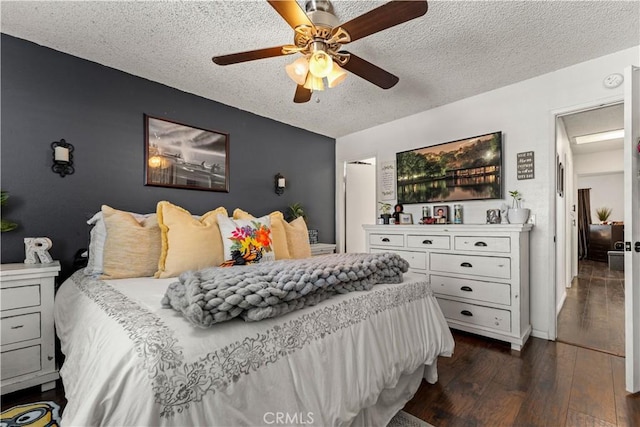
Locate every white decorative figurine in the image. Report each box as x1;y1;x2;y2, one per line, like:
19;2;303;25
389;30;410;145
500;203;510;224
24;237;54;264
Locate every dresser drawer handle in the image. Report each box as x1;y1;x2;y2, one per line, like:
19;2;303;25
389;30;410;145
461;310;473;317
10;324;24;329
422;239;433;245
474;241;488;247
460;262;473;268
460;286;473;292
381;238;390;242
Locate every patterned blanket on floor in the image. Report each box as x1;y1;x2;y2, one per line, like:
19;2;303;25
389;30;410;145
161;252;409;327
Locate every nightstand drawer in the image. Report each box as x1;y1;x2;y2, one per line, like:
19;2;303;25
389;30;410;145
431;253;511;279
1;345;41;380
371;249;426;270
2;313;41;346
407;235;450;250
437;298;511;332
454;236;510;253
1;285;41;311
369;233;404;247
430;275;511;306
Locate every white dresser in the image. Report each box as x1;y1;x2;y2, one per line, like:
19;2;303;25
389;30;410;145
364;224;532;350
0;261;61;394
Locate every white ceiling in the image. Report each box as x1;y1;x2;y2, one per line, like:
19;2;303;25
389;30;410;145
560;103;624;155
1;1;639;138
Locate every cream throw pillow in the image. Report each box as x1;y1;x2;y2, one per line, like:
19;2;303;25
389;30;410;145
283;217;312;259
232;209;291;260
101;205;161;279
155;201;227;278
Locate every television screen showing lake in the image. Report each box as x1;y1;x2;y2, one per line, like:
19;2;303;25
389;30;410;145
396;132;502;203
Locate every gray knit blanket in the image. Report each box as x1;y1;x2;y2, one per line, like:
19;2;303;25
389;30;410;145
161;252;409;327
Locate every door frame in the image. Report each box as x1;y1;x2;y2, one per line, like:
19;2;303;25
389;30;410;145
550;95;622;343
338;153;378;254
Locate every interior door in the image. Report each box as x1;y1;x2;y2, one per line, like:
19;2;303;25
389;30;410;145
345;161;376;253
624;65;640;393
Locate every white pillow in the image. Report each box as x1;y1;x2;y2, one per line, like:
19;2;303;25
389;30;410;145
217;214;275;266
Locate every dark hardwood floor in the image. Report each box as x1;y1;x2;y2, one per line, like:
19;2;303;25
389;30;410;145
557;259;625;356
405;331;640;427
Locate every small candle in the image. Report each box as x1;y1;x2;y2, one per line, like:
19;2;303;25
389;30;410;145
54;146;69;162
278;177;286;188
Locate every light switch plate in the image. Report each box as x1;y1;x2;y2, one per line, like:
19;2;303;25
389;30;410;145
527;215;536;226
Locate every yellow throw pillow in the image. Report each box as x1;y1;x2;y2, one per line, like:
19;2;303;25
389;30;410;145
283;217;312;259
155;201;227;278
101;205;162;279
233;209;291;260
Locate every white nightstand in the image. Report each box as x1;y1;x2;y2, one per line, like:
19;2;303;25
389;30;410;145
1;261;61;394
310;243;336;256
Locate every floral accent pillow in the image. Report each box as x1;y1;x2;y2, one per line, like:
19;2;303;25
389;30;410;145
217;214;275;266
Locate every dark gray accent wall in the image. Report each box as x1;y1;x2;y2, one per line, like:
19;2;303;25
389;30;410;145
1;34;335;278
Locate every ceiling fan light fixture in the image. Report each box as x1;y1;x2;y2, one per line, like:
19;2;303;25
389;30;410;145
303;73;325;91
327;62;347;88
308;50;333;78
286;56;309;85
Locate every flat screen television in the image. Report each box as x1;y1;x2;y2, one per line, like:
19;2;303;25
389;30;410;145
396;131;502;203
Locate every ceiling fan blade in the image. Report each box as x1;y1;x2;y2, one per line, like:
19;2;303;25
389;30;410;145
338;1;428;43
267;0;315;30
340;52;399;89
212;46;292;65
294;85;312;103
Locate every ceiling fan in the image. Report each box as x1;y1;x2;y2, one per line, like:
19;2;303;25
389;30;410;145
212;0;428;103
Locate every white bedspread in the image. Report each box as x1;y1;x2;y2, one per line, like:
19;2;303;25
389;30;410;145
55;271;454;426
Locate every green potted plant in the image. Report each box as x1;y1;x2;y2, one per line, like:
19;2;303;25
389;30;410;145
507;190;530;224
378;202;392;224
596;207;612;224
1;190;18;232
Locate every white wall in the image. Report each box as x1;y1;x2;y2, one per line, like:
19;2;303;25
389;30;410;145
578;173;625;223
574;149;624;175
336;45;639;340
555;118;571;315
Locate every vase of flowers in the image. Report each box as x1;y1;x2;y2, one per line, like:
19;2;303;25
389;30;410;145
507;190;530;224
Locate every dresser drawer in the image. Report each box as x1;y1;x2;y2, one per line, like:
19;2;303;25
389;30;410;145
1;285;41;312
371;248;426;270
430;253;511;279
430;275;511;306
454;236;510;253
407;235;450;250
1;313;41;346
369;233;404;248
1;345;41;380
437;298;511;332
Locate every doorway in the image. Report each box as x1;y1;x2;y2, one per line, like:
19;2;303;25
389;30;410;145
555;103;625;356
344;158;376;253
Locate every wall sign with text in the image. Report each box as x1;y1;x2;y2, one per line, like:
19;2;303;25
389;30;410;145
517;151;534;180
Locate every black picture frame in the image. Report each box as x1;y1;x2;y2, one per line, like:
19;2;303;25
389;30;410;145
557;154;564;198
396;132;502;203
144;114;229;192
433;205;449;224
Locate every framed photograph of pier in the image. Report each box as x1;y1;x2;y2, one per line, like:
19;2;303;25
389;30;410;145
396;131;502;203
144;115;229;192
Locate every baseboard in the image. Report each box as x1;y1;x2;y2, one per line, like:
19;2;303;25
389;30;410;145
556;290;567;316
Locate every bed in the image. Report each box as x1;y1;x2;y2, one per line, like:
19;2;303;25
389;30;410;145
55;203;455;425
54;268;454;426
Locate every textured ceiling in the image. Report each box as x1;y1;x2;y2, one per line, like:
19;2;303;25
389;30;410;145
1;1;639;138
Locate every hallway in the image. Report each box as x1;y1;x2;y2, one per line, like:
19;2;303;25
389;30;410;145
557;259;625;356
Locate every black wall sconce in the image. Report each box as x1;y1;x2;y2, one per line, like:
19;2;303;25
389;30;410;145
51;139;74;177
275;173;286;196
